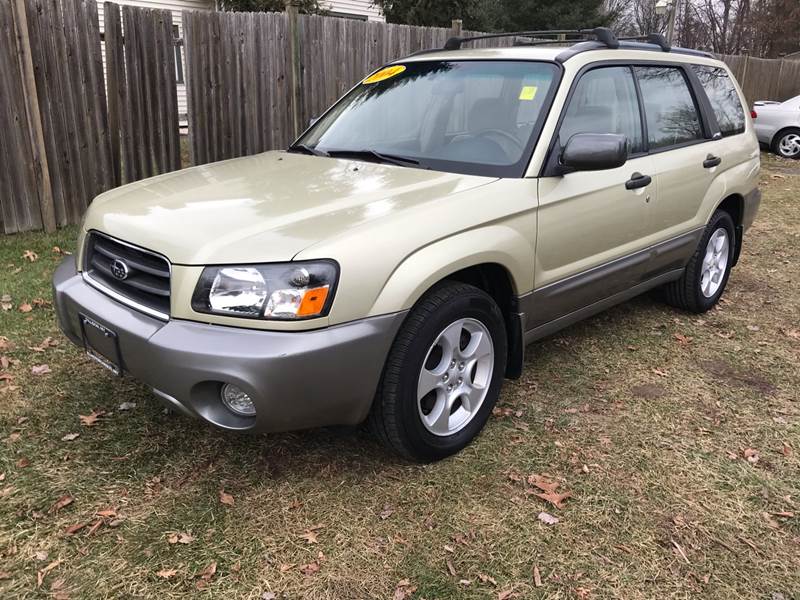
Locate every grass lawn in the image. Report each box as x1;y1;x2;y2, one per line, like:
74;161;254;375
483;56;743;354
1;153;798;599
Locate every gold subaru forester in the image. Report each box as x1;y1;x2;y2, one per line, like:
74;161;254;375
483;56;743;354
53;28;760;461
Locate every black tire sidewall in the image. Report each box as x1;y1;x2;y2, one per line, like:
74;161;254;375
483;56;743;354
773;129;800;159
692;211;735;311
394;287;507;461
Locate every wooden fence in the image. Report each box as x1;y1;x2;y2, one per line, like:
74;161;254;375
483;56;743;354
717;53;800;104
2;1;800;234
0;0;181;234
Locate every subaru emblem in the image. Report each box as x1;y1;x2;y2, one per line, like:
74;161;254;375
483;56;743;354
110;258;129;281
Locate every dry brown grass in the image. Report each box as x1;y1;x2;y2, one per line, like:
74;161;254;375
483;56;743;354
1;153;798;599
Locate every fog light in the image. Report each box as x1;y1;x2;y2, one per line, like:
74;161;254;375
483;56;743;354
220;384;256;417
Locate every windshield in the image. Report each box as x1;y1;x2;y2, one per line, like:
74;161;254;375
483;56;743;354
295;60;560;177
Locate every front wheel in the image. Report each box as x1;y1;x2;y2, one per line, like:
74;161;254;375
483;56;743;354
662;210;735;313
773;128;800;159
368;282;507;462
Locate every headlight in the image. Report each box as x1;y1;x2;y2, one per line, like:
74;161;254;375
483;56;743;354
191;261;338;320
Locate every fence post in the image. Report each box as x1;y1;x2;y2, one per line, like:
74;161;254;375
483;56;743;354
451;19;462;37
285;0;302;139
11;0;56;233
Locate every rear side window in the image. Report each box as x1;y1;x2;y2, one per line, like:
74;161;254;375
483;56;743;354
634;66;704;149
692;65;745;137
559;66;644;154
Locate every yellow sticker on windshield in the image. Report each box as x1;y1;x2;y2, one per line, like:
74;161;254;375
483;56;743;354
363;65;406;84
519;85;538;101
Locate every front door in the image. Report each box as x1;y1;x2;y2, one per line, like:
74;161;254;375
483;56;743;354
532;65;655;329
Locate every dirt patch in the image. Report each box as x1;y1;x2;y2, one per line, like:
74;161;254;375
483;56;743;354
631;383;667;400
700;359;777;394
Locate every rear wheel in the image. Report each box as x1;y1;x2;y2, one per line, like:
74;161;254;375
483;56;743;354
773;128;800;159
662;210;735;313
368;282;507;462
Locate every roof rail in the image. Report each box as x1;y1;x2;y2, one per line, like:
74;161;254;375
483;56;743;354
443;27;619;51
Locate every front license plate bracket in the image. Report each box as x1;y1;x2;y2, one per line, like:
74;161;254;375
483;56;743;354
79;314;123;376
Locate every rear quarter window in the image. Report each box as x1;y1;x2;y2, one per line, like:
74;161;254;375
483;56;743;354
692;65;746;137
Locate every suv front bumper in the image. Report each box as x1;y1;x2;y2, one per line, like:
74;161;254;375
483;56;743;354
52;258;405;433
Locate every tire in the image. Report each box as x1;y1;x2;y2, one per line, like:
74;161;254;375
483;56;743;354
368;282;507;462
662;210;735;313
772;128;800;159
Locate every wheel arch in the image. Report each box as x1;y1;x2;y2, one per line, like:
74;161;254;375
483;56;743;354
713;193;744;266
369;226;534;380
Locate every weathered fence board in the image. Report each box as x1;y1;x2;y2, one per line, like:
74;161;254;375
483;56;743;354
23;0;111;228
109;5;181;183
183;9;292;164
0;0;42;233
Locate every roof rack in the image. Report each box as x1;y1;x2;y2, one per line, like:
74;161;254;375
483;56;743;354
443;27;619;51
437;26;713;62
618;33;671;51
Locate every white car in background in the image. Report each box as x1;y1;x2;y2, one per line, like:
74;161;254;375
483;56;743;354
753;95;800;158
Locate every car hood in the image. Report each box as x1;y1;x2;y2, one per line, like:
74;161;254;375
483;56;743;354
83;151;495;265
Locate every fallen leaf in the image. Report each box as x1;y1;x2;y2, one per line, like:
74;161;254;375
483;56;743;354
0;473;4;481
219;489;235;506
784;328;800;340
35;551;48;561
23;250;39;262
299;561;320;576
118;402;137;411
7;432;21;442
195;561;217;588
61;433;80;442
79;410;104;427
167;532;194;545
535;489;572;509
31;364;51;375
96;508;117;519
65;522;89;535
673;332;693;345
262;593;277;600
393;579;417;600
498;589;517;600
446;558;457;577
278;563;294;573
19;303;33;313
299;529;319;544
0;571;11;580
782;443;792;457
528;474;560;494
478;573;497;585
36;558;63;587
156;568;178;579
743;447;760;465
537;512;559;526
459;579;472;586
380;505;394;520
533;565;543;587
15;457;30;468
48;495;74;513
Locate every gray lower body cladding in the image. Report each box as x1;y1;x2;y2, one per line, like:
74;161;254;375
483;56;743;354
52;258;406;433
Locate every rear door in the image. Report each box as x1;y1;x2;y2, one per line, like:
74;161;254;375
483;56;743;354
633;65;721;277
532;65;656;329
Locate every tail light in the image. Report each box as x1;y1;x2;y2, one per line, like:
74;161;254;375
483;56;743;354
750;109;758;119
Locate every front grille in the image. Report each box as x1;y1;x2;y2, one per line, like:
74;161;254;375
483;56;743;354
84;232;171;318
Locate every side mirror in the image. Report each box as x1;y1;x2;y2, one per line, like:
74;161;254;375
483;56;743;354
560;133;628;173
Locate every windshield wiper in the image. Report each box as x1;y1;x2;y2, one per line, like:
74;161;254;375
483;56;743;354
323;149;422;168
287;143;328;157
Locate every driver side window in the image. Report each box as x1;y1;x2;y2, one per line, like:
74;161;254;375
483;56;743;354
560;66;644;155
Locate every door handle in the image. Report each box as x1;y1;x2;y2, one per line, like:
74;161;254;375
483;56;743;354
703;154;722;168
625;172;652;190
